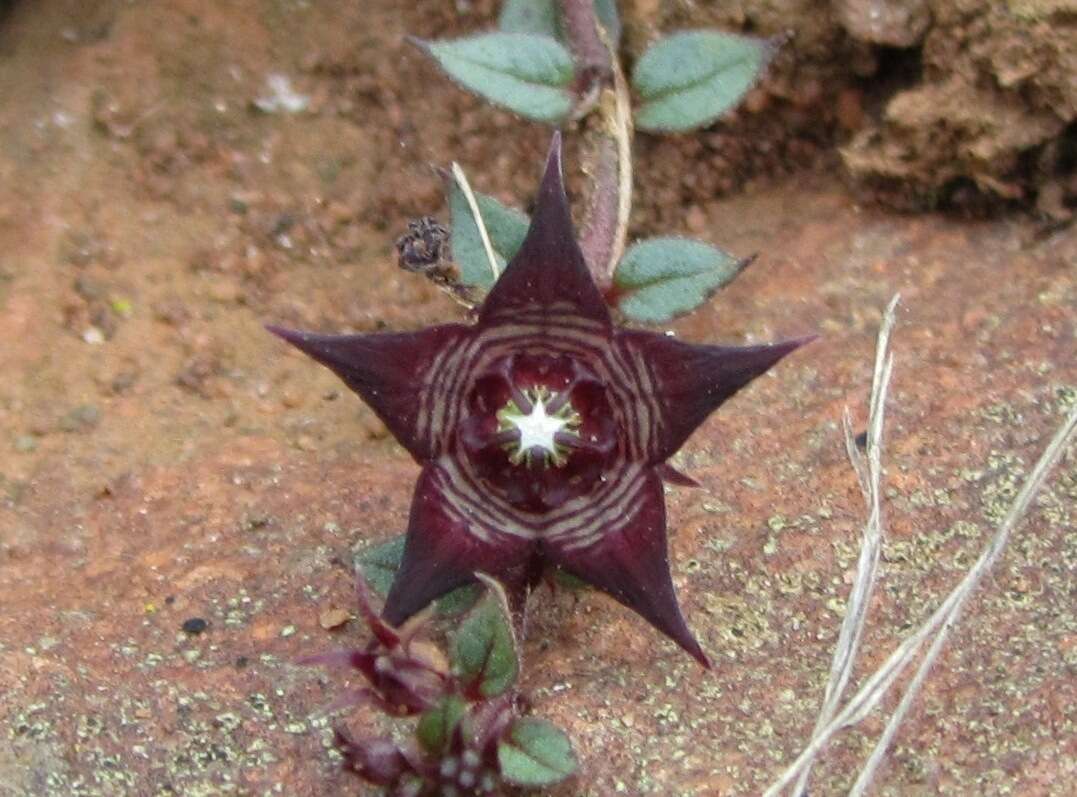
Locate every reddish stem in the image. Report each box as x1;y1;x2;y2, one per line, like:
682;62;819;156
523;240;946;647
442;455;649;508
558;0;610;75
558;0;633;291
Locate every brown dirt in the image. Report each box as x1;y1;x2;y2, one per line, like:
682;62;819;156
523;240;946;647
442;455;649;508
629;0;1076;215
0;1;1074;796
840;0;1077;214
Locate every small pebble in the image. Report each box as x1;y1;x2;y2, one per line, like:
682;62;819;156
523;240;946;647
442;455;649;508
319;608;352;630
280;624;297;638
181;617;209;635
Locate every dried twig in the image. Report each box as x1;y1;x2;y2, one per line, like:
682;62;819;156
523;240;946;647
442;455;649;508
451;162;500;281
847;403;1076;795
764;304;1077;796
792;295;898;796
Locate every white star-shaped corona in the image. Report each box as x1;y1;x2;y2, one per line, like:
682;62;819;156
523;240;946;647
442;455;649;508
508;396;568;453
497;387;580;467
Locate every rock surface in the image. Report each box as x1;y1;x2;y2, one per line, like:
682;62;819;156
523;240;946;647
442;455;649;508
0;1;1074;795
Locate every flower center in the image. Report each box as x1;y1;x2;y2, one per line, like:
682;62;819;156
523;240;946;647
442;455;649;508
496;386;580;467
458;353;619;513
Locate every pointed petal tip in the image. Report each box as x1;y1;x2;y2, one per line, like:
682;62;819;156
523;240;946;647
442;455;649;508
787;332;820;350
654;608;711;668
546;130;563;165
683;636;711;669
539;131;565;199
265;324;327;360
477;130;611;325
379;593;414;629
763;332;819;366
265;323;303;345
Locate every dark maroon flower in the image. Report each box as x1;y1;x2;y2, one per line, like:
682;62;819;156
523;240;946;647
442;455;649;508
269;135;811;667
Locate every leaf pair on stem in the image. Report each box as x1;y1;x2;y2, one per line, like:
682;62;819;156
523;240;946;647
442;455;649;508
408;0;778;323
417;0;772;133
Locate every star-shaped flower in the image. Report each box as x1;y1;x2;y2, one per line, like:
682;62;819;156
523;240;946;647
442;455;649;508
269;136;810;667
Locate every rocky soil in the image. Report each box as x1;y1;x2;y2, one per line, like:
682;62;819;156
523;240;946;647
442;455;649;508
0;1;1074;795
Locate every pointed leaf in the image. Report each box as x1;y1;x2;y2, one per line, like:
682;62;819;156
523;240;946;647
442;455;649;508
416;695;468;755
355;536;481;617
613;237;746;322
632;31;774;132
355;535;405;597
415;33;575;124
447;174;530;290
451;577;519;698
497;718;577;787
499;0;560;38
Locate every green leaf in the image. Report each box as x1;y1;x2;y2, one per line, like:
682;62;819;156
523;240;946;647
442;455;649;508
497;718;577;787
416;695;468;755
354;536;405;598
553;568;589;591
613;237;746;323
450;576;519;698
632;31;773;132
416;33;576;124
447;173;530;290
498;0;559;38
354;536;481;616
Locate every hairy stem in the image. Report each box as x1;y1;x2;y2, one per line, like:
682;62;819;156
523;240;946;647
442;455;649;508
559;0;633;290
558;0;610;75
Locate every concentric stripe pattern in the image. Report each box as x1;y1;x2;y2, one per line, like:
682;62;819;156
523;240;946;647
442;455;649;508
411;302;670;550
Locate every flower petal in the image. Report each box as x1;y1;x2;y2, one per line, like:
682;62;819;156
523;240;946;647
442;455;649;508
617;331;814;463
479;133;611;328
542;469;709;666
267;324;469;461
382;463;534;626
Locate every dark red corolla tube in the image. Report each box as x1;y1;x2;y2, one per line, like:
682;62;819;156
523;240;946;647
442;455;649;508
269;134;812;667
